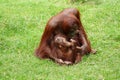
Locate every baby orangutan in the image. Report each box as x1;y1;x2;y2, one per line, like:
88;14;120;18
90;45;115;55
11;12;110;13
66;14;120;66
54;34;82;65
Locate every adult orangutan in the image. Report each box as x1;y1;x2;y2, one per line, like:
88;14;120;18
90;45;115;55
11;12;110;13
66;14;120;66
35;8;96;65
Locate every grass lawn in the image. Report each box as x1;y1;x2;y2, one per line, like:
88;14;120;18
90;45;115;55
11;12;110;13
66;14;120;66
0;0;120;80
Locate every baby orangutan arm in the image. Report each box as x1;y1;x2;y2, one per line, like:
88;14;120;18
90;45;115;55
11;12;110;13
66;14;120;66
54;36;75;48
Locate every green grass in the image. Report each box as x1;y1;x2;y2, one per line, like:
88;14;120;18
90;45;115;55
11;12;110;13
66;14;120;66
0;0;120;80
